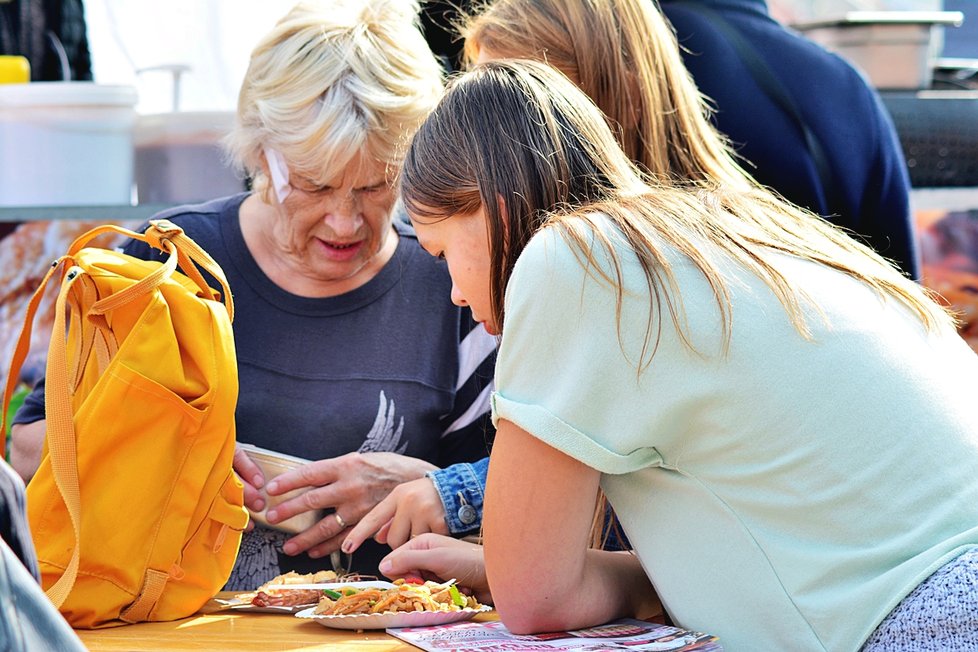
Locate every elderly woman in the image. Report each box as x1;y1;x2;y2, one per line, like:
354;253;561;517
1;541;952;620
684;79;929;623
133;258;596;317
10;0;495;588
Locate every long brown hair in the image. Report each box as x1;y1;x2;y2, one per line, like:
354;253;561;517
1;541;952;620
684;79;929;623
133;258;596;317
403;60;951;551
461;0;752;190
401;60;951;356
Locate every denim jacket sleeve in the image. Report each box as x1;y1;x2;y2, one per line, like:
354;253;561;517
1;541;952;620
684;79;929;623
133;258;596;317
427;457;489;536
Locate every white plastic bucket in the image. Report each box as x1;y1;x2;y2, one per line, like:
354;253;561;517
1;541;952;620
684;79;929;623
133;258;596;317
0;82;138;207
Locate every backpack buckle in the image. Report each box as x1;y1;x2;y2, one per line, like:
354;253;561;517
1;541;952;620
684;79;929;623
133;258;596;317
146;220;184;252
150;219;182;235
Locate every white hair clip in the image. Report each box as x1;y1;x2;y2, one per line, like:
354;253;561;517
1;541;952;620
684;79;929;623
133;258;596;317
263;146;292;203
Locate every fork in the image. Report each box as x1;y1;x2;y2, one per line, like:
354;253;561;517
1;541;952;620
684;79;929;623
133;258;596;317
330;549;353;576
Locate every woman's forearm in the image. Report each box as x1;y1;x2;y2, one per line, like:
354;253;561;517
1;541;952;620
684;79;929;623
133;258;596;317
495;548;661;634
10;420;45;483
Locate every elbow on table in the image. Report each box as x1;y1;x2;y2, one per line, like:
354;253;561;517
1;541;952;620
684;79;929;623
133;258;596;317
494;596;587;636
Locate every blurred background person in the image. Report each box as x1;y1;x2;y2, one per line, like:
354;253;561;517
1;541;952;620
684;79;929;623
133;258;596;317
659;0;919;278
416;0;919;279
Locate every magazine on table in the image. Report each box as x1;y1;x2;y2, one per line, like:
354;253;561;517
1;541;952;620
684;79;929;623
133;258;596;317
387;617;722;651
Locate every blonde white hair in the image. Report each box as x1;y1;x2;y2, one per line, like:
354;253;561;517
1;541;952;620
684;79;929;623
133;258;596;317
224;0;444;202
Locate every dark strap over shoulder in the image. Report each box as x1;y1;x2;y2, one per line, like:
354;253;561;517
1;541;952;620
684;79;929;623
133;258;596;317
668;2;838;209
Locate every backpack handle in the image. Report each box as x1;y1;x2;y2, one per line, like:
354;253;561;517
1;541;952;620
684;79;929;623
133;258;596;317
66;220;235;323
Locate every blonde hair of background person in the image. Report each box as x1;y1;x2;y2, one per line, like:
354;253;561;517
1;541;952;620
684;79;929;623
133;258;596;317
224;0;442;205
386;60;978;650
462;0;753;190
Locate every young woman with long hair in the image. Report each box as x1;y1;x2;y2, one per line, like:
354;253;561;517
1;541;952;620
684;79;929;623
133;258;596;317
374;60;978;651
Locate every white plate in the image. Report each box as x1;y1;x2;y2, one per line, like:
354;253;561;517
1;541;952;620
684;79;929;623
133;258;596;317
262;581;396;591
295;604;491;630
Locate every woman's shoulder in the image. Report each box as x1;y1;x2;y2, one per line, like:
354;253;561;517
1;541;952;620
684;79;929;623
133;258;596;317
518;213;624;274
124;193;248;260
150;193;247;237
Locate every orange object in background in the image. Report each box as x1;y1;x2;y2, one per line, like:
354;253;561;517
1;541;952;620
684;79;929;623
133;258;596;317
0;55;30;84
917;208;978;353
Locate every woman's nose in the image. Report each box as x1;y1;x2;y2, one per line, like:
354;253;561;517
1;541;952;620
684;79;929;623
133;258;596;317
450;282;467;307
323;194;363;236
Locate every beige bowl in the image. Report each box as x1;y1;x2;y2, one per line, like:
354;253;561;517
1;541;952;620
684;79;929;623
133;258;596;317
238;443;325;535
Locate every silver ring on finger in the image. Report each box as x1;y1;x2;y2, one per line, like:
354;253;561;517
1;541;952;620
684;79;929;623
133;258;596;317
334;512;347;529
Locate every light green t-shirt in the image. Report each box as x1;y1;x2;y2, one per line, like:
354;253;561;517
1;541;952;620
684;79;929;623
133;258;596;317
491;217;978;652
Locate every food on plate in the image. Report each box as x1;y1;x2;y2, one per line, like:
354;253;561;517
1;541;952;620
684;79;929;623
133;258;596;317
236;570;340;608
252;588;323;609
263;570;340;588
312;578;481;616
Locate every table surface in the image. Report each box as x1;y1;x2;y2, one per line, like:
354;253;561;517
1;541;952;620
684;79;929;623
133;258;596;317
74;592;498;651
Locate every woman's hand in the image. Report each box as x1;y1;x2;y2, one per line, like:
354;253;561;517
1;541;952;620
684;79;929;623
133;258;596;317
379;533;492;605
342;476;449;554
264;452;438;558
232;446;267;531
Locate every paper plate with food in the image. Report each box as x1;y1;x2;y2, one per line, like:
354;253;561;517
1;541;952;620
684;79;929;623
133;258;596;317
214;570;392;614
295;578;489;629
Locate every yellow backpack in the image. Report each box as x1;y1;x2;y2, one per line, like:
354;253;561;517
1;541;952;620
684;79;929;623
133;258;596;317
1;220;248;628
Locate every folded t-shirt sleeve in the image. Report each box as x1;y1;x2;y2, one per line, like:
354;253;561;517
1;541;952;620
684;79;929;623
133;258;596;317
491;225;663;475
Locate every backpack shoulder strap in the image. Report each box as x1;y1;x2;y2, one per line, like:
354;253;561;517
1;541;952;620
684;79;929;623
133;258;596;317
1;261;61;458
37;267;87;608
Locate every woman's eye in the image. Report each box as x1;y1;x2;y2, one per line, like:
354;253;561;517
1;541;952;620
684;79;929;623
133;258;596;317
295;183;332;195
